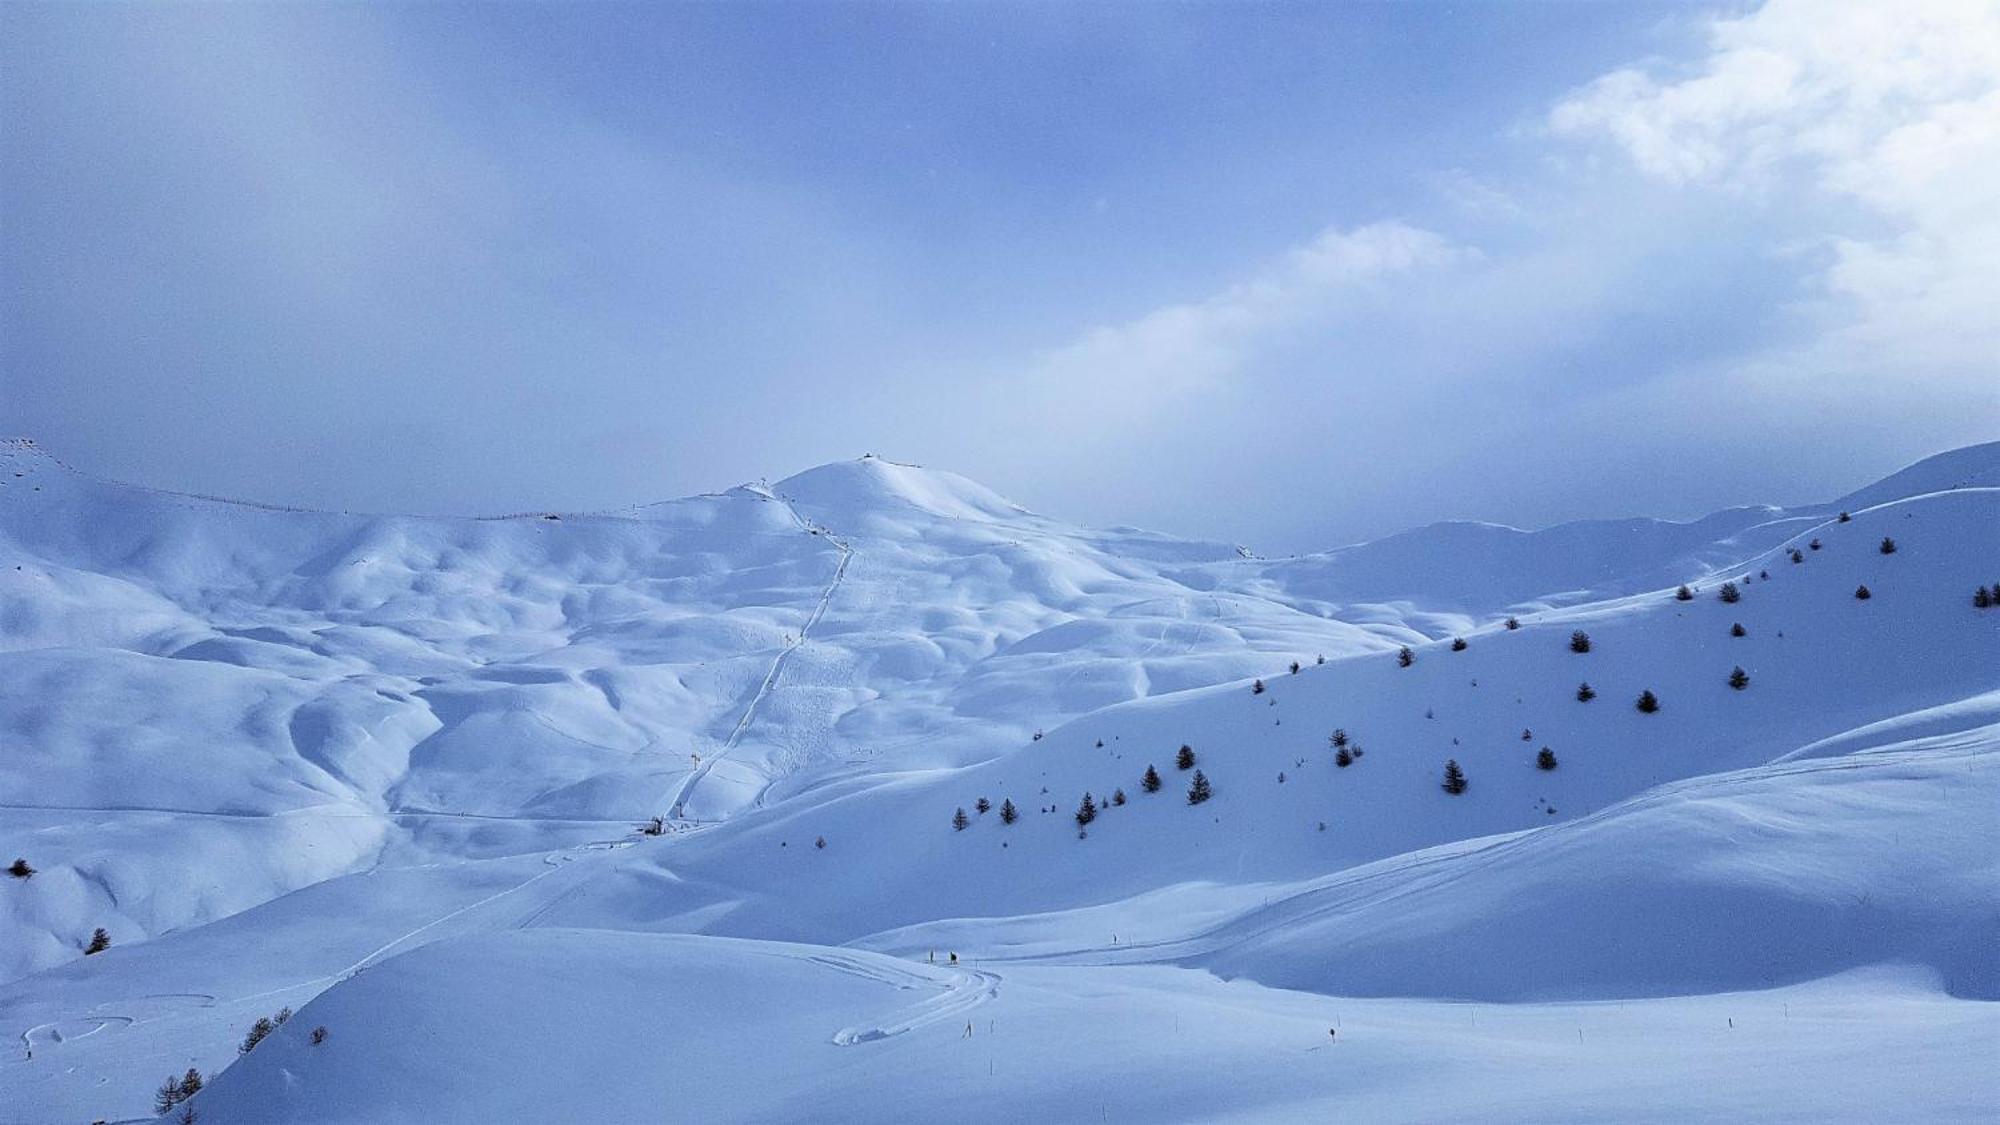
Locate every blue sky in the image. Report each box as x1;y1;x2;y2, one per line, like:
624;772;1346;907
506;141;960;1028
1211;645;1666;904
4;1;1995;551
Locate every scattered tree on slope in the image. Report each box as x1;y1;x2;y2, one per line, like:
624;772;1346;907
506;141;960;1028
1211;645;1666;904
1142;765;1162;792
999;799;1018;825
1636;689;1660;713
1570;631;1591;654
1729;666;1750;690
1186;770;1212;805
1176;745;1196;770
1537;747;1558;771
7;858;31;879
1441;759;1467;795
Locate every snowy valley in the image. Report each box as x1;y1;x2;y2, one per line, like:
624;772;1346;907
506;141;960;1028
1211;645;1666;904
1;437;1996;1123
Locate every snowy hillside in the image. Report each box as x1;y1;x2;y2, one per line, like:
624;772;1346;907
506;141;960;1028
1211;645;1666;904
1;438;1995;1123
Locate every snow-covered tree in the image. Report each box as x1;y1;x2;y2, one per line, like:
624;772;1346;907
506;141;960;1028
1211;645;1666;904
1075;792;1097;827
1177;745;1196;770
952;807;970;831
1397;646;1414;667
999;799;1018;824
1142;765;1162;792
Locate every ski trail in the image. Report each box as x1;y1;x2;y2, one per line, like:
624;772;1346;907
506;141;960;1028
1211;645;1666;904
668;493;851;822
811;952;1000;1046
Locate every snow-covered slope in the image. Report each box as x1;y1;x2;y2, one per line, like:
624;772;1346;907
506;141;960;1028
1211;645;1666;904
1;438;1995;1123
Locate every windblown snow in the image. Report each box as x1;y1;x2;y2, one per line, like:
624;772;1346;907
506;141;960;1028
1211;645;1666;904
1;438;1995;1123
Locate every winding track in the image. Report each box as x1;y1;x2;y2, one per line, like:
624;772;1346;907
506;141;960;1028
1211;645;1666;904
667;491;852;822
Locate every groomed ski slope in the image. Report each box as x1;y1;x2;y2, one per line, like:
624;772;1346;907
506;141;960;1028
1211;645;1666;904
0;439;1995;1122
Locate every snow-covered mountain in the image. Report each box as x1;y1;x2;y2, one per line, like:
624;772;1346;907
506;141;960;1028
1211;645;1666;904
2;438;1995;1123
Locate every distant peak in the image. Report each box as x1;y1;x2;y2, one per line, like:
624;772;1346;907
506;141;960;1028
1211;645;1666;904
772;457;1030;523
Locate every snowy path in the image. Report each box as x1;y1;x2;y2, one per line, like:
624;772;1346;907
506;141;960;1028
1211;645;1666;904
668;493;852;822
809;952;1000;1046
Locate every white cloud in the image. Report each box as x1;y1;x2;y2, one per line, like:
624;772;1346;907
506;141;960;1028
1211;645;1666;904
1549;0;2000;393
1022;220;1472;408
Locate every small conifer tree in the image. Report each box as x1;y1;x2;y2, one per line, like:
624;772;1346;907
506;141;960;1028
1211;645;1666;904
1879;536;1897;554
84;928;110;955
1976;586;1993;608
1536;747;1557;771
1570;630;1591;654
1576;681;1596;702
1791;549;1804;563
999;799;1018;824
1289;661;1301;675
1176;745;1196;770
239;1016;276;1054
1329;728;1349;749
952;808;970;831
1111;788;1126;806
7;858;31;878
179;1068;203;1101
1186;770;1212;805
1504;616;1520;630
1636;689;1660;713
1731;622;1746;637
1810;538;1822;551
1729;666;1750;690
1675;584;1694;601
1718;581;1740;603
1252;678;1266;695
1335;746;1353;768
1142;765;1162;792
975;797;990;814
1451;637;1467;651
1397;646;1414;667
1441;759;1467;795
311;1025;328;1045
1075;793;1097;827
1854;584;1872;600
1837;511;1851;523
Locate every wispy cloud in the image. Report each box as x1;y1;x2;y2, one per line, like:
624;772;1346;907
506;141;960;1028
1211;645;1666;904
1021;221;1472;409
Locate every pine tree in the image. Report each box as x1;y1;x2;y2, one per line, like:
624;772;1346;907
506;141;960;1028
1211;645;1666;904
1976;586;1993;609
1451;637;1467;651
1636;689;1660;713
1252;678;1266;695
1075;792;1097;827
156;1076;186;1115
1718;581;1740;603
240;1015;276;1054
1854;584;1872;600
1504;616;1521;630
1536;747;1557;771
84;928;109;955
1520;728;1533;741
1176;745;1196;770
1729;666;1749;690
999;799;1018;824
1837;511;1851;523
178;1068;203;1102
953;807;970;831
1791;549;1804;563
1731;622;1747;637
1186;770;1212;805
1810;538;1822;551
1111;788;1126;806
815;835;827;849
1316;654;1326;664
1397;646;1414;667
311;1026;328;1045
1441;759;1467;795
1335;746;1353;768
1329;728;1349;749
1142;765;1162;792
1675;584;1694;601
1879;536;1897;554
1289;661;1301;675
975;797;990;814
7;858;31;878
1570;630;1591;653
1576;681;1596;702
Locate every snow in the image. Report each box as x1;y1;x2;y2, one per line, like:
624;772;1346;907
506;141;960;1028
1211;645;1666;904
1;436;1995;1122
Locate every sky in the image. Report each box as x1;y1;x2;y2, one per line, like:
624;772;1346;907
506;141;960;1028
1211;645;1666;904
3;1;1996;553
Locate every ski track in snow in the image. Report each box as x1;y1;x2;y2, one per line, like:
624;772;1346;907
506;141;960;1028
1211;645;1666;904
669;492;852;822
811;952;1000;1046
